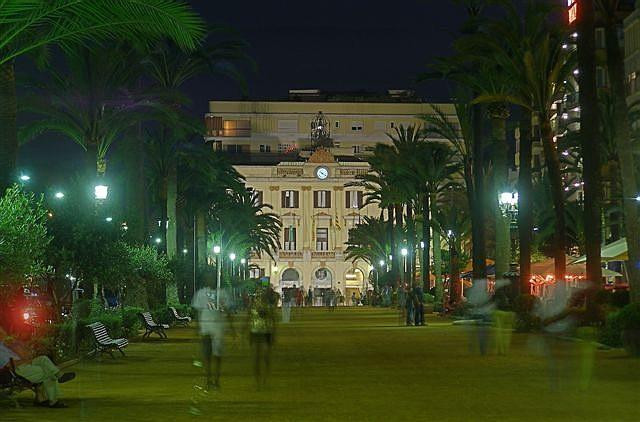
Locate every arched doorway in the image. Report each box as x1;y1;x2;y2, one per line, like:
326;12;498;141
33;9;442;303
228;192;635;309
345;268;365;305
313;267;332;306
281;268;301;306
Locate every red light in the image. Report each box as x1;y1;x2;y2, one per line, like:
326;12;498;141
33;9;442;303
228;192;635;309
23;312;30;321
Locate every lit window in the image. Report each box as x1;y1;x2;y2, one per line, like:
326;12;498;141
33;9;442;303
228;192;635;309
314;190;331;208
316;228;329;251
282;190;299;208
284;227;297;251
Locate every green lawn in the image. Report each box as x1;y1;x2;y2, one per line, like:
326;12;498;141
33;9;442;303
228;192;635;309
2;307;639;421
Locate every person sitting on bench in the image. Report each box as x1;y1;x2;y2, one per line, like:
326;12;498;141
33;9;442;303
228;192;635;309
1;329;75;408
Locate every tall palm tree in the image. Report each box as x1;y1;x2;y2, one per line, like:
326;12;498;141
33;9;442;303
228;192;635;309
577;0;603;293
0;0;204;190
472;0;577;285
420;101;474;289
349;143;407;284
400;139;460;290
20;45;181;178
597;0;640;302
143;33;251;259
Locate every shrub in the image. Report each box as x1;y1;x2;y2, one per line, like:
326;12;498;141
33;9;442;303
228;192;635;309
513;294;541;332
152;304;195;325
121;306;144;336
599;309;623;347
600;303;640;349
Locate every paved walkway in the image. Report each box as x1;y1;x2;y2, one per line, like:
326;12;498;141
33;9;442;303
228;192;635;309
3;308;639;421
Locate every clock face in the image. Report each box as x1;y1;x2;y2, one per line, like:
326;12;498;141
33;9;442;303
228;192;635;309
316;167;329;180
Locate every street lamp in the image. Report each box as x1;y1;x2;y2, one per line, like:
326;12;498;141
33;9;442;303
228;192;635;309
214;245;221;308
19;174;30;182
105;217;113;222
154;237;161;244
94;184;108;200
54;192;65;199
183;248;188;254
498;191;519;266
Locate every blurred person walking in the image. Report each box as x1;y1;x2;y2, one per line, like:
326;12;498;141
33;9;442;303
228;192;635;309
192;283;233;390
247;284;277;390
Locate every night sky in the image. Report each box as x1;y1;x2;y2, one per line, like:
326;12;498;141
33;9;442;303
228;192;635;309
16;1;501;183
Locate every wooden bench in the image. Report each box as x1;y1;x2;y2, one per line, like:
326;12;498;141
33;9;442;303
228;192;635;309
86;322;128;358
139;312;168;339
0;358;39;407
169;307;191;327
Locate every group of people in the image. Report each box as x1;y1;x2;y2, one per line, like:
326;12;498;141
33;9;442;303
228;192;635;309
398;285;425;326
192;282;278;390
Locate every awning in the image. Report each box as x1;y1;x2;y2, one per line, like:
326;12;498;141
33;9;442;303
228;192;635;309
572;238;628;263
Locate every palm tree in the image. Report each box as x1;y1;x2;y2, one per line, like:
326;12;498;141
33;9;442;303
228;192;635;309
345;216;393;268
576;0;603;294
20;45;181;178
400;138;460;290
596;0;640;301
472;1;577;285
420;101;474;289
0;0;204;190
143;33;251;259
349;143;407;284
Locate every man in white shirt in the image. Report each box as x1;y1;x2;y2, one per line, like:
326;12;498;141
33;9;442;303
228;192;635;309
192;286;232;389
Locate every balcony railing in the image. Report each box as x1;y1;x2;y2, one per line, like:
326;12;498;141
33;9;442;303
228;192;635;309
279;251;303;259
311;251;336;259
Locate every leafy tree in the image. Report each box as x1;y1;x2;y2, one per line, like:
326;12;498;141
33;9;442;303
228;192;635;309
0;185;49;288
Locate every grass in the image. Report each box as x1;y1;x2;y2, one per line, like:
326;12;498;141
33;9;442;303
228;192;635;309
2;307;640;421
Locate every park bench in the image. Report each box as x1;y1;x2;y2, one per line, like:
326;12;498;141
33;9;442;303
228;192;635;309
139;312;169;339
169;307;191;327
86;322;128;358
0;358;39;407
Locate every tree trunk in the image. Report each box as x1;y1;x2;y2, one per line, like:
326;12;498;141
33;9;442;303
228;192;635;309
387;205;396;280
489;105;511;281
395;203;404;287
0;62;17;192
540;118;566;282
450;241;460;305
518;110;534;295
433;228;443;312
578;0;603;289
604;17;640;302
421;194;431;290
85;141;99;179
406;201;415;287
196;210;207;266
125;132;147;244
471;104;487;280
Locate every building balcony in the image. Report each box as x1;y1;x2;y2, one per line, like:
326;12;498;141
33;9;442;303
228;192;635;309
278;251;304;259
311;251;336;259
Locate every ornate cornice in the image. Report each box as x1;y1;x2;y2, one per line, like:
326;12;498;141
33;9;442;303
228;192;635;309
307;147;336;163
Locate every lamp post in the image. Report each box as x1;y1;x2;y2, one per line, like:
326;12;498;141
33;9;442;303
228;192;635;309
240;258;246;281
378;260;385;291
214;245;221;308
229;253;236;279
401;248;408;286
